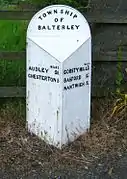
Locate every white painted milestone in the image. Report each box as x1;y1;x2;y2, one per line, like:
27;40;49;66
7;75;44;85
26;5;91;148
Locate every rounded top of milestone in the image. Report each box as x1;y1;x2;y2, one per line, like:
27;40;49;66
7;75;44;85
27;5;90;38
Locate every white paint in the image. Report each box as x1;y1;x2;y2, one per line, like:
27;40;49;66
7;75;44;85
28;37;86;62
26;5;91;148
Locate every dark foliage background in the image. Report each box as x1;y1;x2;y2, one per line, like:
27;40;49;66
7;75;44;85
0;0;88;8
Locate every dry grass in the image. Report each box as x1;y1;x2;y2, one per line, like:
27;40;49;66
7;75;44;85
0;98;127;174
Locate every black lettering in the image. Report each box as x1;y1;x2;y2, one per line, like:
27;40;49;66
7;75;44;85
70;12;73;16
55;70;59;75
69;85;72;89
72;84;75;88
60;17;64;22
73;75;81;80
33;74;36;79
76;68;79;72
35;67;37;71
35;67;38;71
71;77;74;81
86;73;89;78
38;16;42;20
67;25;70;30
64;75;82;87
47;76;50;81
41;68;44;73
69;77;73;82
47;11;52;15
35;74;38;79
43;13;46;18
64;78;66;83
64;70;67;74
71;25;74;30
80;67;85;72
35;67;39;72
52;78;57;82
65;10;69;15
86;81;89;85
64;67;87;75
57;25;60;30
38;75;42;80
75;75;78;80
60;9;64;14
54;18;58;22
47;26;51;30
38;25;41;30
42;26;46;30
52;25;55;30
75;25;80;30
36;75;39;79
64;83;79;91
75;83;78;88
32;67;35;71
84;63;90;70
73;14;77;19
42;76;47;80
66;86;70;90
64;86;67;90
62;25;65;30
69;69;72;73
54;9;58;14
85;66;89;70
75;68;79;73
73;76;77;80
28;73;59;83
28;73;32;78
50;65;59;69
79;82;85;87
72;68;75;73
29;66;32;71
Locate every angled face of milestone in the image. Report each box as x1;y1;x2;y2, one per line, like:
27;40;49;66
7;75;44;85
27;5;91;62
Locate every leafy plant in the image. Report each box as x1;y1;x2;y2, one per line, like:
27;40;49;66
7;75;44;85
27;0;89;9
111;46;127;117
0;0;9;7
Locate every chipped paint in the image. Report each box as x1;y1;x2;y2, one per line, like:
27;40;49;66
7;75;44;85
56;141;60;147
71;131;78;140
57;110;59;120
65;125;70;143
75;127;81;134
49;92;52;104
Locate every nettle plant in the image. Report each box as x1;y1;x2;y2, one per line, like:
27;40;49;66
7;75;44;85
111;46;127;117
27;0;90;9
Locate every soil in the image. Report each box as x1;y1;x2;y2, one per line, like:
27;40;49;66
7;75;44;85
0;98;127;178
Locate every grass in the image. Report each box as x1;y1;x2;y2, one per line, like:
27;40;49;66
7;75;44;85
0;20;28;86
0;98;127;175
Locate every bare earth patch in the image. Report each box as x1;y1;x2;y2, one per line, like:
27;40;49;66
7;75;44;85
0;98;127;178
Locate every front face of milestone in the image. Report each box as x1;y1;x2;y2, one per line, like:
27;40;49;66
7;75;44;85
27;5;91;148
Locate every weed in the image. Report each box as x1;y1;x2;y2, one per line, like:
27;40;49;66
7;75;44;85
111;46;127;117
0;20;27;86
